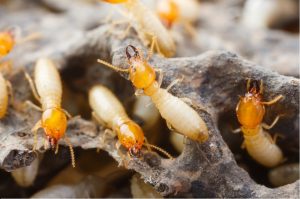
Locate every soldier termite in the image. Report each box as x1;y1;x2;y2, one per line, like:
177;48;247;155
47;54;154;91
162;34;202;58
98;45;209;143
101;0;176;57
156;0;200;35
235;79;284;167
89;84;172;158
24;58;75;168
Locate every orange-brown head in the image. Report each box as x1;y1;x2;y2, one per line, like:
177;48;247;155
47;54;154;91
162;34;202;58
236;80;265;129
42;108;67;148
0;31;14;57
114;119;144;157
157;0;179;28
126;45;156;90
101;0;127;3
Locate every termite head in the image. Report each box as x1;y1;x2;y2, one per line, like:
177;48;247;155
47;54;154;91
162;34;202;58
101;0;127;4
157;0;179;28
126;45;156;89
42;108;67;148
114;119;144;157
236;79;265;128
0;31;14;57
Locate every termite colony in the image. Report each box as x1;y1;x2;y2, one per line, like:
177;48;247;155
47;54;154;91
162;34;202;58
0;0;298;197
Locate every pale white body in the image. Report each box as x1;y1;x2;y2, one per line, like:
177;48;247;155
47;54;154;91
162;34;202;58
242;0;298;29
124;0;175;57
89;85;128;128
173;0;200;22
243;126;283;167
150;88;208;142
34;58;62;110
0;73;8;118
11;157;40;187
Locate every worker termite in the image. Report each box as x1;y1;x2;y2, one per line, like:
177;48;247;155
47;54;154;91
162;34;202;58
156;0;200;34
101;0;176;57
98;45;209;143
24;58;75;168
235;79;284;167
0;29;15;119
89;84;172;158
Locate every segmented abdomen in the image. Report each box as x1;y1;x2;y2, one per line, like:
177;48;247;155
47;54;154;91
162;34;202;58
0;73;8;118
34;58;62;110
244;127;283;167
150;88;208;142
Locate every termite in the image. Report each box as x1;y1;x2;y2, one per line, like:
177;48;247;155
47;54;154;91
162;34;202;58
235;79;284;167
268;163;299;187
24;58;75;168
0;31;15;58
89;84;172;158
101;0;176;57
0;30;15;119
156;0;199;34
98;45;209;143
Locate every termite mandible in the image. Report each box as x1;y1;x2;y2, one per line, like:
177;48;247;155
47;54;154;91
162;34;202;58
98;45;209;143
24;58;75;168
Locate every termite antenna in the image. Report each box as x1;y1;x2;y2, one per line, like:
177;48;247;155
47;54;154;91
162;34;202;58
64;136;76;168
97;59;129;72
144;143;174;159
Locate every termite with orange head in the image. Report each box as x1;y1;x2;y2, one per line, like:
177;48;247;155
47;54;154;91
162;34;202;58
235;79;284;167
89;84;172;158
156;0;200;34
24;58;75;168
101;0;176;57
98;45;209;143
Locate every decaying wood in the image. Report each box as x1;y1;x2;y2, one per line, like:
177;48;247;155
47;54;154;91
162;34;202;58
0;0;298;197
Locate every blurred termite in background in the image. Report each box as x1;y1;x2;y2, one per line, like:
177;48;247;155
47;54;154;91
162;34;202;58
235;79;284;167
268;163;299;187
130;174;162;198
98;45;209;143
156;0;200;35
24;58;75;168
89;84;172;158
11;154;43;187
241;0;299;30
101;0;176;57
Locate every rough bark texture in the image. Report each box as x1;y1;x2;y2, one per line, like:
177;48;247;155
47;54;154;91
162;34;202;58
0;0;299;198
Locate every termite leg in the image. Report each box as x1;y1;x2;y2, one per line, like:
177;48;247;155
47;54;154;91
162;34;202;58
144;137;151;151
166;76;184;92
64;136;76;168
156;69;163;88
261;95;283;105
265;132;285;144
183;21;197;37
24;71;41;103
232;128;241;134
262;115;281;130
166;121;175;131
32;120;42;151
98;129;115;152
24;100;42;112
115;141;128;167
62;109;72;119
117;23;132;39
144;33;163;58
180;97;206;111
5;80;14;104
241;141;246;149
